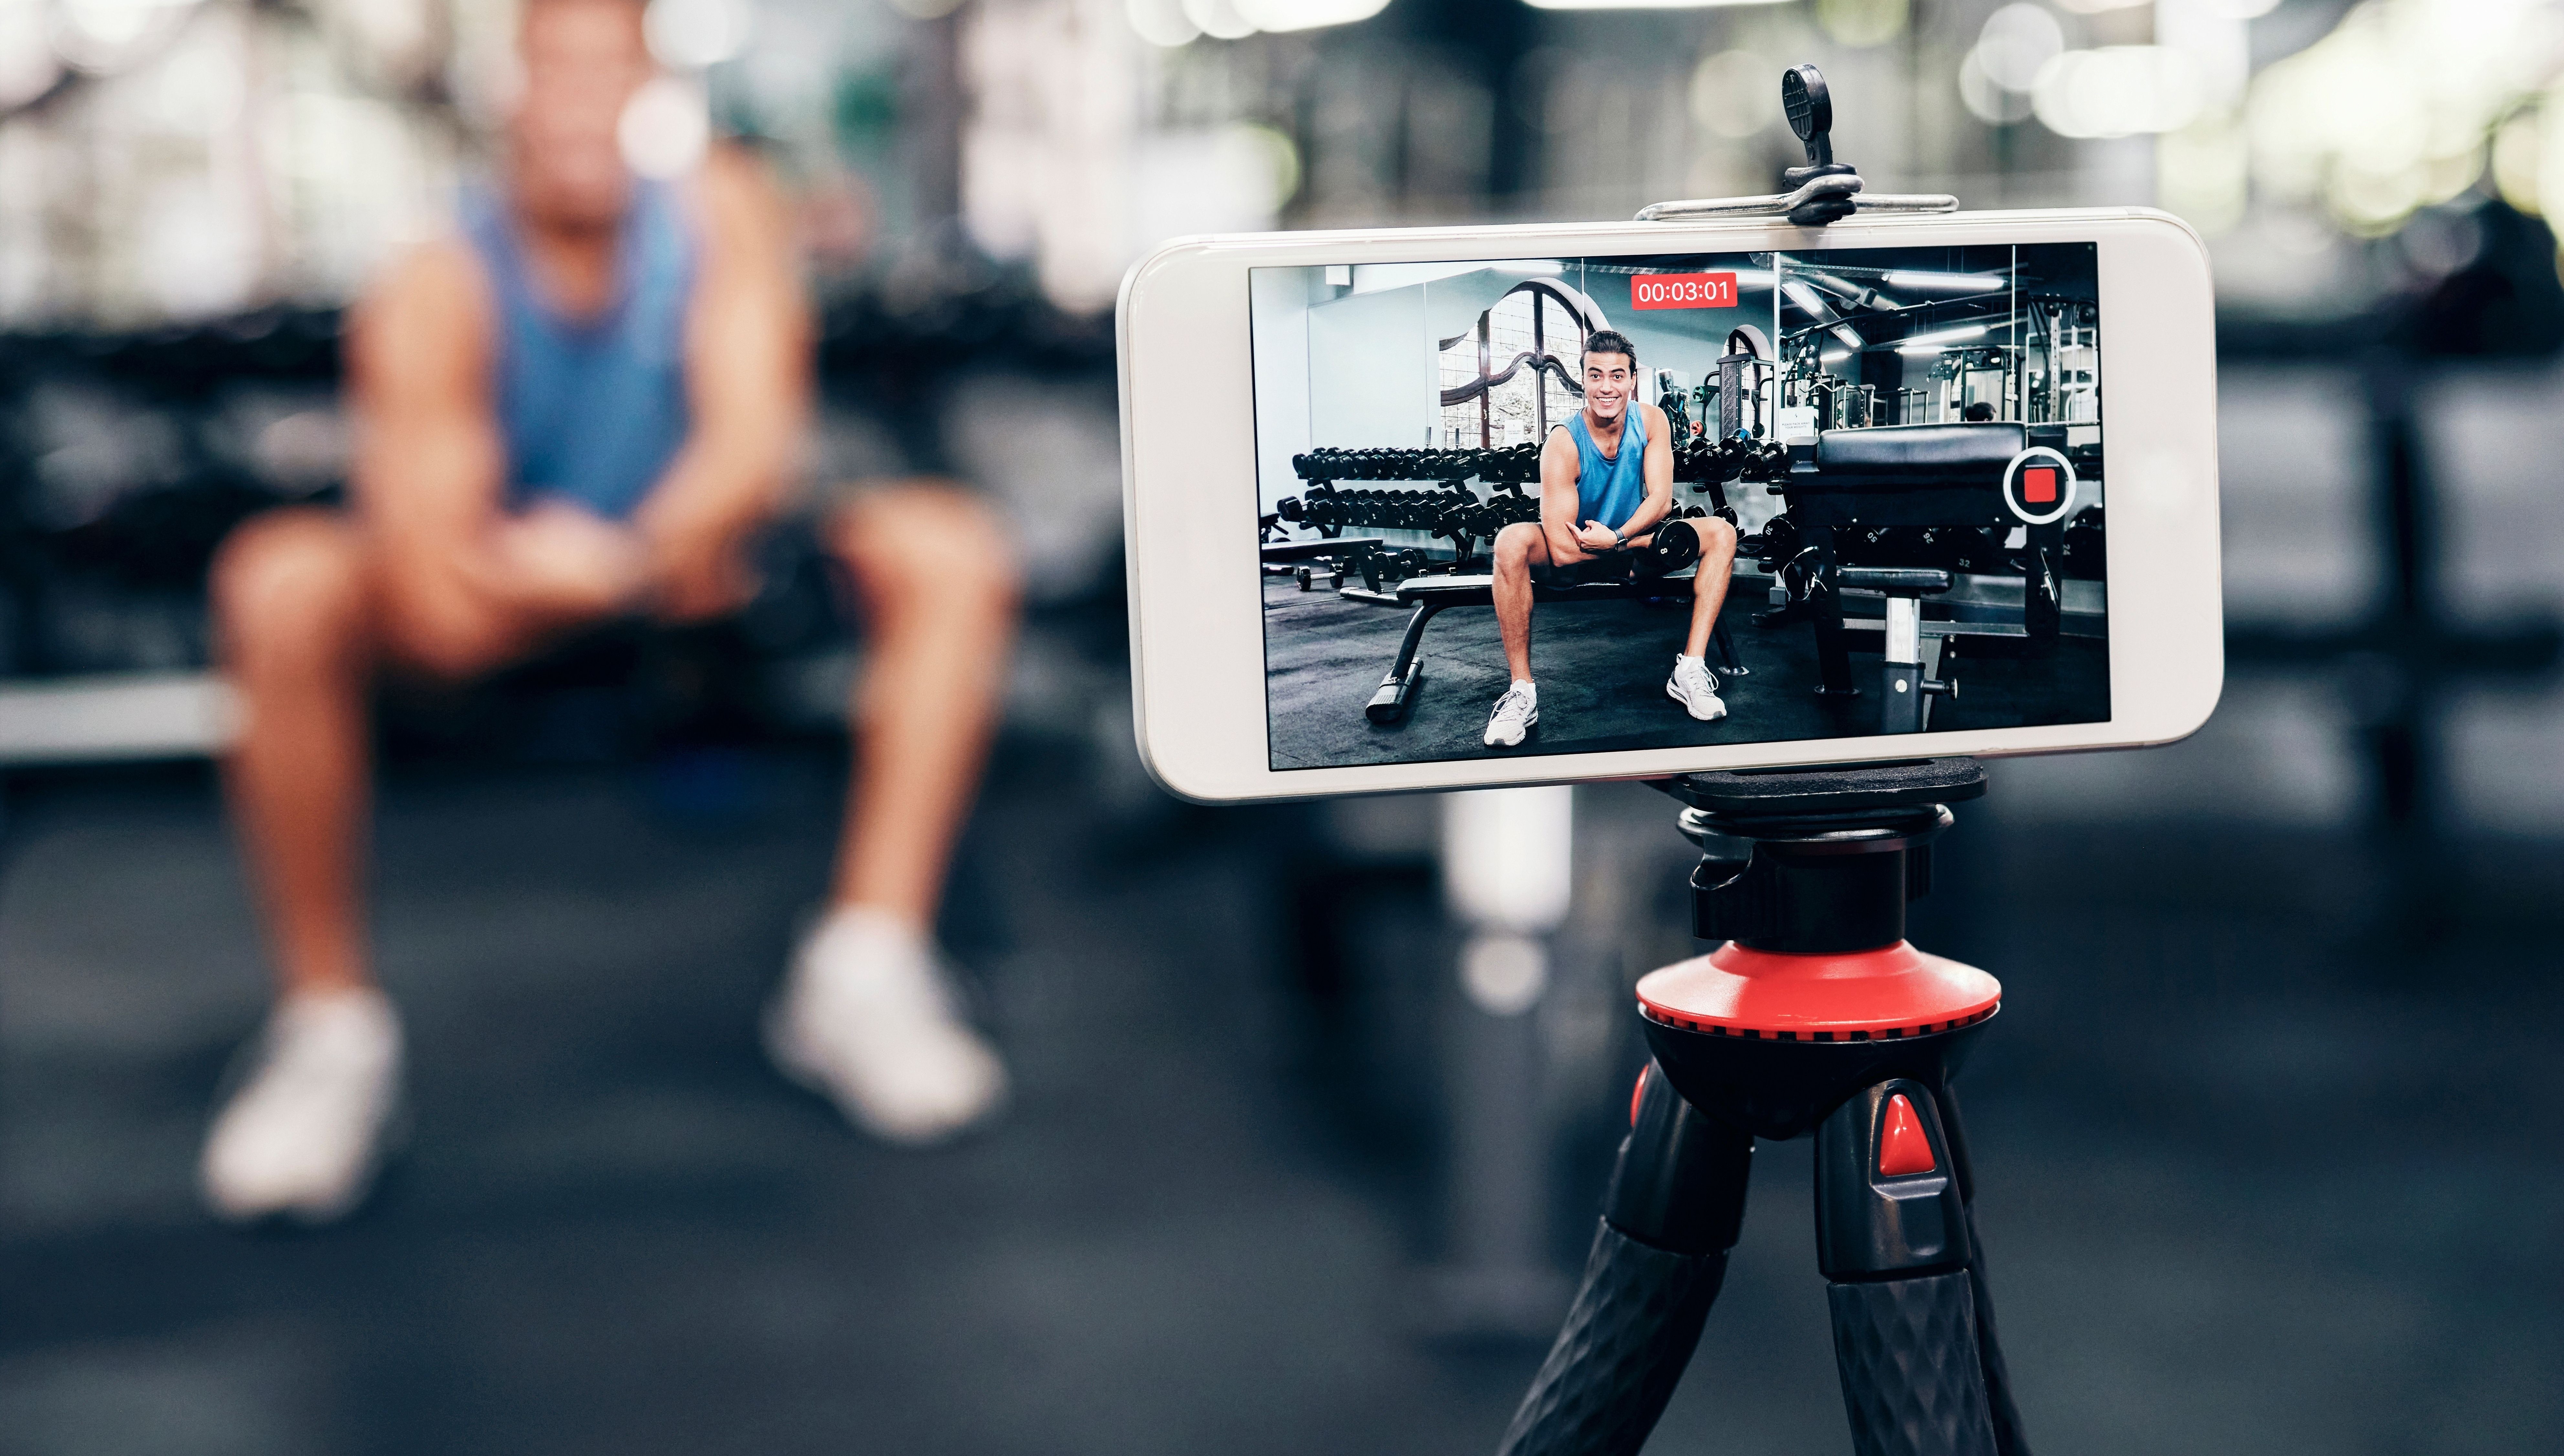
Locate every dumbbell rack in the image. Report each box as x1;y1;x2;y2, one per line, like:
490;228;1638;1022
1271;446;1542;602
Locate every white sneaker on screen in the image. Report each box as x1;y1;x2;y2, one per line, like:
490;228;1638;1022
1484;680;1539;748
1667;654;1728;722
765;907;1007;1144
199;986;404;1225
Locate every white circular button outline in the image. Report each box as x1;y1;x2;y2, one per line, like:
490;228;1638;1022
2001;446;2078;526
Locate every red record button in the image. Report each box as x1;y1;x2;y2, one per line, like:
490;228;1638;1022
2001;446;2077;526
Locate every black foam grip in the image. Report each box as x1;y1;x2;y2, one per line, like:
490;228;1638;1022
1496;1221;1727;1456
1828;1271;1998;1456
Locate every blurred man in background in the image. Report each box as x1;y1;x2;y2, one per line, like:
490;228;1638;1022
197;0;1016;1223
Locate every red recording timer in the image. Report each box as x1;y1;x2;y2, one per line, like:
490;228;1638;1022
1630;272;1738;310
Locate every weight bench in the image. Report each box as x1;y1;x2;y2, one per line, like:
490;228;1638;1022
1260;537;1383;564
1361;570;1746;725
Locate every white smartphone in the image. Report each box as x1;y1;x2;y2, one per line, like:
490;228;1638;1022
1118;208;2221;803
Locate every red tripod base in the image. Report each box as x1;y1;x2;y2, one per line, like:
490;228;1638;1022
1637;941;2001;1042
1633;942;2001;1143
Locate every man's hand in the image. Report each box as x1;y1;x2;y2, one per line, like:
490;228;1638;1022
481;501;652;622
1574;520;1622;553
634;500;758;622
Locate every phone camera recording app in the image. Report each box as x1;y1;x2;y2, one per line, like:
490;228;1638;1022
1251;244;2107;770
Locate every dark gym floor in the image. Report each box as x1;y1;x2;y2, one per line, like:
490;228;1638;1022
2;733;2557;1456
1262;574;2112;771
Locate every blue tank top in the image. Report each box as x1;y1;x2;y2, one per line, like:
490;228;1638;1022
462;181;696;521
1565;408;1647;533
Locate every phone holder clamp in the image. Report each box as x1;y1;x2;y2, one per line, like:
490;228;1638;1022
1636;64;1958;227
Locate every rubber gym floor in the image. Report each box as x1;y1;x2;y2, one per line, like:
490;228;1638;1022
1;716;2557;1456
1262;573;2111;770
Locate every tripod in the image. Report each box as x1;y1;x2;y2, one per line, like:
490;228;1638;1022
1496;758;2027;1456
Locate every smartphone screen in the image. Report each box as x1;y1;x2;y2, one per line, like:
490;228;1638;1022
1249;243;2106;771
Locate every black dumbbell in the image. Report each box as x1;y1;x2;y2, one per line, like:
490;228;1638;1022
1634;518;1701;578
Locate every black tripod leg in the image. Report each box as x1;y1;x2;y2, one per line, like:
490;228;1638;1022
1934;1087;2029;1456
1815;1080;1997;1456
1498;1062;1753;1456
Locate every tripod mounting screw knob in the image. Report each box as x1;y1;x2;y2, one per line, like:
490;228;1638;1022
1783;65;1834;166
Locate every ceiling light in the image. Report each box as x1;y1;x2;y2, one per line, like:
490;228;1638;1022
1896;323;1989;353
1881;270;2005;292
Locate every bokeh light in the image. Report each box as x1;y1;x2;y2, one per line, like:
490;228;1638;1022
2248;0;2558;236
1813;0;1907;48
645;0;754;71
1689;48;1774;140
2034;46;2207;141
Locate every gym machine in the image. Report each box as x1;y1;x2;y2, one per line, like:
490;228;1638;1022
1735;419;2101;734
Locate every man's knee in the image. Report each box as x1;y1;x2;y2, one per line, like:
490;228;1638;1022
211;510;368;676
829;483;1022;613
1493;522;1541;573
1697;516;1740;561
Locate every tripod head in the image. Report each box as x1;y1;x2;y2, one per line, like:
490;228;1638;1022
1637;759;1999;1138
1660;757;1984;953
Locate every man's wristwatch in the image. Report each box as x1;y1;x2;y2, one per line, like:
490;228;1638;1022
1606;526;1624;550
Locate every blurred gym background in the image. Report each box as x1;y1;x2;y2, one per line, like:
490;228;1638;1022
1;1;2559;1452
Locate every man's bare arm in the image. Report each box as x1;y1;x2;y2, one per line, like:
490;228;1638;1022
1616;402;1677;539
1538;427;1589;563
634;145;814;620
345;240;508;609
347;244;643;644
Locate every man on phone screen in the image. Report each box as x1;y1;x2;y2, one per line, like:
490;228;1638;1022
196;0;1014;1223
1480;330;1741;748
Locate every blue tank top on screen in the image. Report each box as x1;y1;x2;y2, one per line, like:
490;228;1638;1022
1565;408;1647;533
461;181;696;521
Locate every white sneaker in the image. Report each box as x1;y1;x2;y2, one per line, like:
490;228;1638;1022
765;907;1008;1144
199;987;404;1225
1484;681;1538;747
1667;655;1728;722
